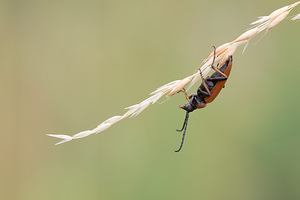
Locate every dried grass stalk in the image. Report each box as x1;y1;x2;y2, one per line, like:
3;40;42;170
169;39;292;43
48;1;300;145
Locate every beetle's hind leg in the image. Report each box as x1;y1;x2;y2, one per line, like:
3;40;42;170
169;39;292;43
210;46;228;77
211;66;228;77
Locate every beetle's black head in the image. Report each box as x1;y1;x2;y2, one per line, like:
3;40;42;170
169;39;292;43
179;103;196;113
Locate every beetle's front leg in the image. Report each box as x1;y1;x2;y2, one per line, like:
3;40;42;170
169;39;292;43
198;68;211;95
180;88;191;104
206;76;228;82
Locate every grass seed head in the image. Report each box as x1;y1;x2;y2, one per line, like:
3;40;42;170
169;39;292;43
48;1;300;145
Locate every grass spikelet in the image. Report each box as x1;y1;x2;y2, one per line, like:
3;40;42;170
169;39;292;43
250;16;270;25
269;6;290;20
166;75;197;97
47;134;73;145
291;13;300;20
267;11;290;30
234;27;259;43
48;2;300;145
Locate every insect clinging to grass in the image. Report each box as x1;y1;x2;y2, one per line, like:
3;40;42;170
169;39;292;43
175;47;233;152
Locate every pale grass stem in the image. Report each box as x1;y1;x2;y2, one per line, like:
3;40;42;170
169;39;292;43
48;1;300;145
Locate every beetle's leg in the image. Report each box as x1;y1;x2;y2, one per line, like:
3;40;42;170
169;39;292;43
206;76;228;81
210;46;228;78
175;112;189;152
185;93;197;101
197;87;210;96
211;46;216;66
181;88;191;104
198;69;211;95
211;65;228;77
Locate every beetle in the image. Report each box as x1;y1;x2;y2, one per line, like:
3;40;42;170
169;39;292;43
175;48;233;152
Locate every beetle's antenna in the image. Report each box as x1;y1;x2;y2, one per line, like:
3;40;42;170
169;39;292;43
175;112;189;152
176;111;189;132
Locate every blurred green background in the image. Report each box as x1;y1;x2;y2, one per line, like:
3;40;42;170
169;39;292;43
1;0;300;200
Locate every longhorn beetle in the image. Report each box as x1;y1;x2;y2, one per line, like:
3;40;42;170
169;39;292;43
175;47;233;152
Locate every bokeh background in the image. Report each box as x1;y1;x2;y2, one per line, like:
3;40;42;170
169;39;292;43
1;0;300;200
